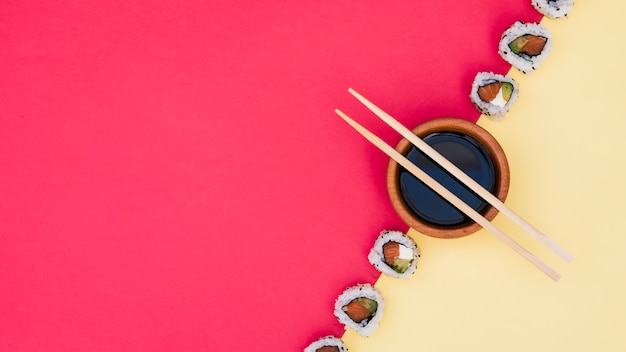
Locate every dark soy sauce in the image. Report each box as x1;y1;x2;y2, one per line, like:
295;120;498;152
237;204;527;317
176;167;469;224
399;132;496;227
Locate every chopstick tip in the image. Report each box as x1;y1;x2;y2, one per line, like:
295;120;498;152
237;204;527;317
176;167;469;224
334;109;360;129
334;108;348;120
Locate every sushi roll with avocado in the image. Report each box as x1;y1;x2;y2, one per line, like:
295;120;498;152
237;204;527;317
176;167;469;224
470;72;520;120
334;284;385;337
368;230;420;279
532;0;576;19
303;336;348;352
498;21;553;74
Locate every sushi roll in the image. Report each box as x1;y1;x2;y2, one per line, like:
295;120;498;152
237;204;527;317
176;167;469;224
368;230;420;279
498;21;553;74
303;336;348;352
531;0;576;19
334;284;385;337
470;72;520;120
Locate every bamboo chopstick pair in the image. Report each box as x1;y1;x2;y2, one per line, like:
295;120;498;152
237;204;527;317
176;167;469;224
336;88;572;281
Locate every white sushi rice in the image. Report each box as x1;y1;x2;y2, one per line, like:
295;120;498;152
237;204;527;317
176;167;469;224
532;0;575;19
498;21;553;74
303;335;348;352
334;284;385;337
469;71;520;120
368;230;420;279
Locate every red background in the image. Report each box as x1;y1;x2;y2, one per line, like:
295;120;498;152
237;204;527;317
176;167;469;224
1;1;541;350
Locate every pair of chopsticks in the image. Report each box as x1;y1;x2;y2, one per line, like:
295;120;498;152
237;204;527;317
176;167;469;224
336;88;572;281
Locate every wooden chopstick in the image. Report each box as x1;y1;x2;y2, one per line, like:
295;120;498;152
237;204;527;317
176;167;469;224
335;108;561;281
347;88;573;264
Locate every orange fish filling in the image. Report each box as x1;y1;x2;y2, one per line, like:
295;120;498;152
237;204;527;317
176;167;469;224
508;35;547;56
477;81;514;107
316;346;340;352
477;82;502;102
342;297;378;323
382;241;400;266
382;241;413;273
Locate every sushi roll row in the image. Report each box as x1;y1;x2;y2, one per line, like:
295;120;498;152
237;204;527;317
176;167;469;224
307;3;579;348
470;21;551;120
470;0;576;120
304;230;419;349
469;21;547;120
334;232;419;336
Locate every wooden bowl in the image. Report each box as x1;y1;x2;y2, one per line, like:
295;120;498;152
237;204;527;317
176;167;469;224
386;118;510;238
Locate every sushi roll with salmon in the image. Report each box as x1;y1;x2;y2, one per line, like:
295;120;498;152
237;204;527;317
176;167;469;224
368;230;420;279
498;21;553;74
334;284;385;337
303;336;348;352
470;72;520;120
532;0;576;19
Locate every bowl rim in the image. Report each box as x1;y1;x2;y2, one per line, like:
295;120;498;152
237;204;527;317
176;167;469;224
386;118;510;238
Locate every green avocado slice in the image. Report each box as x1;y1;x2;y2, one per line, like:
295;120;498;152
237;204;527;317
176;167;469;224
508;35;529;54
356;297;378;316
501;82;514;102
390;258;413;274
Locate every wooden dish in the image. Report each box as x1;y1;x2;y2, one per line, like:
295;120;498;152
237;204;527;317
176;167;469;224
386;118;510;238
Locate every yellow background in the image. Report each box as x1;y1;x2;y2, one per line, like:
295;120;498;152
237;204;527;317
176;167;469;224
343;1;626;351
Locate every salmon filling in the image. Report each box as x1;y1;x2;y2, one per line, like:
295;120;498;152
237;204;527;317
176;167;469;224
477;81;514;107
342;297;378;324
382;241;414;274
508;35;548;57
316;347;340;352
